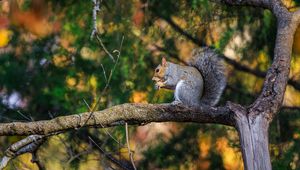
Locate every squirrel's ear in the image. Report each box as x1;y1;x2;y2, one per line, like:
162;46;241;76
162;57;167;66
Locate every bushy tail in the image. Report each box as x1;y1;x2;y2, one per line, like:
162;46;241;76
189;47;227;106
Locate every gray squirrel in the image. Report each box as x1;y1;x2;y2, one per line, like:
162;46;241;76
152;47;226;107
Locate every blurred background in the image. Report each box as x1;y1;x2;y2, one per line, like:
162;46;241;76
0;0;300;169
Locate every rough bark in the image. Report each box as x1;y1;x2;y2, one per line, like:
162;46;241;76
229;102;271;170
0;103;233;136
223;0;300;169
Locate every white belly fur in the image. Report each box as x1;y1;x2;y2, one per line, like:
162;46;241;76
174;80;184;102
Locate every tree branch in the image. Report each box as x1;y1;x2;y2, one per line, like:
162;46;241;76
1;1;299;169
0;135;46;170
222;55;300;91
220;0;270;9
0;103;233;136
249;8;299;120
79;132;135;170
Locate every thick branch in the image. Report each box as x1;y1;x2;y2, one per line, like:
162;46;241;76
228;102;271;170
250;11;300;120
268;0;290;18
217;0;296;116
159;16;205;46
0;103;233;136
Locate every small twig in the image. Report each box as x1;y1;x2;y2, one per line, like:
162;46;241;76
66;150;91;165
101;64;108;83
95;33;116;62
82;100;122;146
31;151;45;170
88;135;134;170
47;111;54;119
125;123;137;170
82;35;124;127
83;99;92;110
17;110;31;121
55;135;73;157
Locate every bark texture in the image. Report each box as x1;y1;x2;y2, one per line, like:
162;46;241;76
0;103;233;136
223;0;300;169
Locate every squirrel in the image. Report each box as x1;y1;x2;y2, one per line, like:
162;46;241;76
152;47;226;107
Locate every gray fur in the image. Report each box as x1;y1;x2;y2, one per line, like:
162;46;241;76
189;47;227;106
156;47;226;107
163;62;204;107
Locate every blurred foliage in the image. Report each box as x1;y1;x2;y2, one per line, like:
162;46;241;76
0;0;300;169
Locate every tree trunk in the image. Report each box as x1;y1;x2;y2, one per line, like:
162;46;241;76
228;102;272;170
224;3;300;169
236;113;271;170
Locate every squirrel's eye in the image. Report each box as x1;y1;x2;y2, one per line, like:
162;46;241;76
155;68;160;73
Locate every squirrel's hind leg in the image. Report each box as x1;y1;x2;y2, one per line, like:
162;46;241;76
174;80;184;103
173;80;191;106
173;80;201;107
171;100;183;106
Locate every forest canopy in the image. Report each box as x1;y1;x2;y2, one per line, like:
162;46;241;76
0;0;300;169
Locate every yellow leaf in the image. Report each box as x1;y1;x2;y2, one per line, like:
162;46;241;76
198;134;211;158
130;91;148;103
89;75;98;90
66;77;77;87
52;54;71;67
119;147;130;160
216;137;243;170
0;29;12;47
